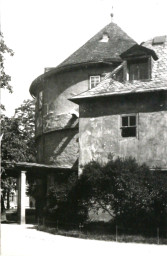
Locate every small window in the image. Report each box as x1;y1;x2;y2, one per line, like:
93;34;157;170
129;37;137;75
89;76;100;89
38;91;43;110
121;115;137;137
128;58;150;81
99;33;109;42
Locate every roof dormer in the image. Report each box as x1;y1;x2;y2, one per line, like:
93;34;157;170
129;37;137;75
120;44;158;81
120;44;158;61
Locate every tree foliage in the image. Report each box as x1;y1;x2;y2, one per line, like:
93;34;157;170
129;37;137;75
77;158;167;228
45;173;88;225
1;99;36;210
1;99;36;168
0;32;14;97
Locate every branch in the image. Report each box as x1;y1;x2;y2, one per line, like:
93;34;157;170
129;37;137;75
96;199;115;218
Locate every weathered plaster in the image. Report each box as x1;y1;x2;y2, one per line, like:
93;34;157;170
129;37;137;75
35;64;117;167
79;92;167;173
44;129;79;168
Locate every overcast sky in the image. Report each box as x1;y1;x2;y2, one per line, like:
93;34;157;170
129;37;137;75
1;0;167;116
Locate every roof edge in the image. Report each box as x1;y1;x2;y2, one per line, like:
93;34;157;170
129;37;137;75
29;60;120;97
69;86;167;104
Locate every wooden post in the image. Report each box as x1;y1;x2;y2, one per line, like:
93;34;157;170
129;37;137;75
157;227;160;245
17;171;26;225
116;225;118;242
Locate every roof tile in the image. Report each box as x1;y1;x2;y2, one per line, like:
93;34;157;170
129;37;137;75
71;36;167;101
57;22;136;68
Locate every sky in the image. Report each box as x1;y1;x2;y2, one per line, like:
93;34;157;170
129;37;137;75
1;0;167;117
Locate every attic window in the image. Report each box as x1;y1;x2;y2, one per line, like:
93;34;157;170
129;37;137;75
99;33;109;42
121;115;137;137
152;36;166;45
89;76;100;89
127;58;150;81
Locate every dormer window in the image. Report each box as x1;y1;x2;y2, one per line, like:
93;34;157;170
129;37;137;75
127;58;150;81
89;76;101;89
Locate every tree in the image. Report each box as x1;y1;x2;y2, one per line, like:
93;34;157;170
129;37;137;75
0;32;14;110
0;32;14;218
1;99;36;166
1;99;36;212
0;32;14;92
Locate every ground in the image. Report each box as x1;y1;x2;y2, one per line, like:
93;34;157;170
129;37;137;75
1;224;167;256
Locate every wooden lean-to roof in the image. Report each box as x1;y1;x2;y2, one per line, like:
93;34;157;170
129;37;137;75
30;22;136;96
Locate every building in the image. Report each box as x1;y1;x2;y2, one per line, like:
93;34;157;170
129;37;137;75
4;19;166;225
28;20;167;222
71;36;167;174
29;20;136;179
30;21;167;177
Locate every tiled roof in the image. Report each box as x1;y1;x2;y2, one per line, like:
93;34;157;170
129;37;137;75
56;22;136;68
70;78;167;101
142;36;167;82
30;22;136;96
71;36;167;102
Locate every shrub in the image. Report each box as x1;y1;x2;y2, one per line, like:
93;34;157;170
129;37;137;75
44;173;88;226
78;158;167;229
44;157;167;230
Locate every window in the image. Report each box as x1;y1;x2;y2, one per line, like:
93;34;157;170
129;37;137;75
128;58;150;81
38;91;43;110
121;115;137;137
99;33;109;42
89;76;100;89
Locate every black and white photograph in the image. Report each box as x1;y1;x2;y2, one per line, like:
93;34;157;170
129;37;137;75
1;0;167;255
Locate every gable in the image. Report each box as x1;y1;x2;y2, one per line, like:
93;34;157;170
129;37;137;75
120;44;158;61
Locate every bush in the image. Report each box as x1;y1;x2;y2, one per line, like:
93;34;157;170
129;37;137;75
78;158;167;229
44;157;167;230
44;173;88;226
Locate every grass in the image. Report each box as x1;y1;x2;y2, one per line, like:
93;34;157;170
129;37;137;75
37;224;167;245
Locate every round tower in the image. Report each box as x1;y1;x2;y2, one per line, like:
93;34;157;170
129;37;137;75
29;21;136;172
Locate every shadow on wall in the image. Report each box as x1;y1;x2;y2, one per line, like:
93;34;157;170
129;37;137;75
45;127;79;167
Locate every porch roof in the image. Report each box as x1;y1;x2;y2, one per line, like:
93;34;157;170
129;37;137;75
2;162;77;177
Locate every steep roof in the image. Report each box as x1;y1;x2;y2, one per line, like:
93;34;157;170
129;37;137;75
30;22;136;96
71;36;167;102
142;36;167;82
57;22;136;68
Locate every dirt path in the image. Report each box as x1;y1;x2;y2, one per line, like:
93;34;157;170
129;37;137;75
1;224;167;256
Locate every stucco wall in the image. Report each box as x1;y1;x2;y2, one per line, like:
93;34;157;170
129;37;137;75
35;64;116;166
79;91;167;173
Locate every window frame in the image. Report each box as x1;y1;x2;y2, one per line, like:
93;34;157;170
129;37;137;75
89;75;101;89
127;57;151;81
120;114;138;138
